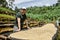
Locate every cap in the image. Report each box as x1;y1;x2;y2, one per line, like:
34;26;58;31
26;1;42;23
21;7;26;9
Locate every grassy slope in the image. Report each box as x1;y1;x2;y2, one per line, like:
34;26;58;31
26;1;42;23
0;7;15;21
27;6;60;23
0;14;15;24
0;14;15;19
0;14;15;20
0;7;16;24
0;7;15;14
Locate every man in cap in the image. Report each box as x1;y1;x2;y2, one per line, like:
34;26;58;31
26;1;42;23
15;7;30;31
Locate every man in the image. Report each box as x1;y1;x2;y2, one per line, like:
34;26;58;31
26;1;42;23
14;7;30;31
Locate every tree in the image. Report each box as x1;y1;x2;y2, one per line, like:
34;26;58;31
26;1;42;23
58;0;60;2
8;0;15;8
15;6;19;13
54;0;60;6
0;0;8;7
58;0;60;4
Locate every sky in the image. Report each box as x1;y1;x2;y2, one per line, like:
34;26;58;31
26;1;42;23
6;0;58;9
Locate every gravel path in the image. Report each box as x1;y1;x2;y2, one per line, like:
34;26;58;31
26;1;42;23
9;23;57;40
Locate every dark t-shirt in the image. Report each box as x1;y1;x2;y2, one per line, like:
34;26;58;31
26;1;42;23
15;12;27;28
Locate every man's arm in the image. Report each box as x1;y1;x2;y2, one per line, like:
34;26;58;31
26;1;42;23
25;20;30;29
17;18;21;31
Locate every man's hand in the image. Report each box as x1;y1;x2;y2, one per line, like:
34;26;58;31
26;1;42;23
27;26;30;29
25;20;30;29
18;28;21;31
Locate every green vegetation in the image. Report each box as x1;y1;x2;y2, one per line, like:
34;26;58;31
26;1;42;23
0;7;15;15
0;2;16;24
0;14;15;24
0;7;15;24
26;5;60;23
57;32;60;40
0;0;7;7
0;14;15;20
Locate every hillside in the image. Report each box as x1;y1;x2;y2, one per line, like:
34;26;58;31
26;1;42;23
0;5;60;24
0;7;15;24
27;5;60;23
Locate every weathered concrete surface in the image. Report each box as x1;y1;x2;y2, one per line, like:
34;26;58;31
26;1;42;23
9;23;57;40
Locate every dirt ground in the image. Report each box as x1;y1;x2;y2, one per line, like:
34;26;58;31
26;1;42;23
9;23;57;40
